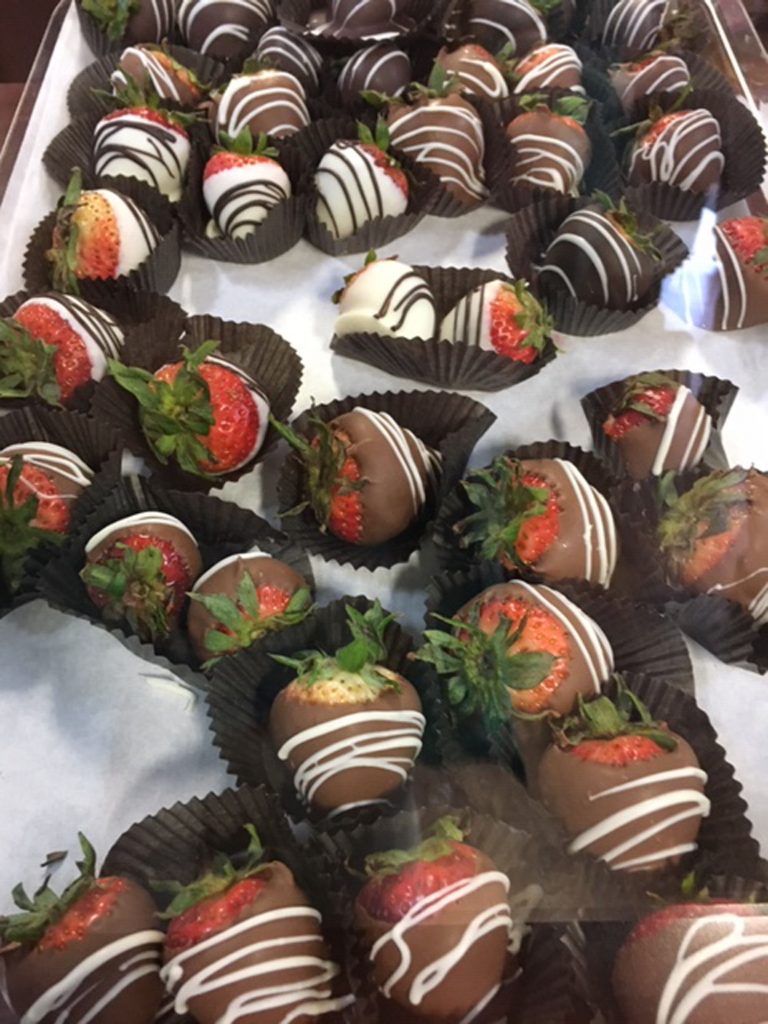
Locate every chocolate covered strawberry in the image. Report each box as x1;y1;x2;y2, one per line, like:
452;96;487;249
539;679;709;872
157;824;350;1024
273;406;441;546
333;253;437;340
211;67;310;143
454;455;618;586
0;833;164;1023
439;277;552;362
658;467;768;622
81;510;203;641
111;44;206;105
109;340;270;478
609;53;691;118
187;550;312;666
434;44;509;101
709;216;768;330
79;0;175;43
46;169;160;293
315;120;409;240
355;816;516;1019
602;372;713;479
505;95;592;195
511;44;584;94
203;131;292;240
415;580;613;726
612;900;768;1022
269;601;425;812
627;107;724;194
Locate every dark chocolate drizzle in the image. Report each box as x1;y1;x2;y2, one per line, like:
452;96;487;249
209;174;289;236
17;293;124;360
374;269;435;333
94;116;188;194
315;140;390;237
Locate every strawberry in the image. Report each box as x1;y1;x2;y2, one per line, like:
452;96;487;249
6;306;91;405
203;130;292;238
718;216;768;269
100;104;188;136
454;455;560;570
488;281;553;362
506;95;592;195
109;340;268;478
0;456;66;597
0;834;163;1022
570;733;666;765
0;319;62;407
603;372;677;440
355;118;409;197
112;45;206;105
0;458;70;534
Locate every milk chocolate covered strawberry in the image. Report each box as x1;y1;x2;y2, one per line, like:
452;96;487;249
273;406;441;546
111;45;206;106
467;0;547;57
81;510;202;641
709;216;768;331
79;0;175;44
453;455;618;585
434;44;509;101
1;834;163;1023
609;53;691;118
269;601;425;812
109;340;270;478
255;27;323;94
211;68;309;143
511;44;584;94
158;825;351;1024
415;580;614;727
178;0;275;60
355;816;517;1020
338;42;411;104
539;680;709;872
627;108;724;194
505;96;592;195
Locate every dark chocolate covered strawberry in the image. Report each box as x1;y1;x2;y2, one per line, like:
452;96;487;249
81;510;203;641
612;900;768;1022
627;107;724;194
187;549;312;666
109;340;270;478
178;0;275;60
415;580;614;727
602;372;713;479
505;95;592;195
609;53;691;119
510;44;584;94
0;833;163;1023
255;27;323;95
269;601;425;812
539;679;709;872
273;406;441;546
211;68;310;143
657;467;768;622
434;44;509;101
438;277;552;363
355;816;519;1020
453;455;618;585
158;824;351;1024
467;0;548;58
710;216;768;331
111;44;206;106
79;0;175;43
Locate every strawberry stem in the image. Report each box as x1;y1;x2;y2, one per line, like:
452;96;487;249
0;318;62;407
0;455;65;598
364;816;465;877
80;0;139;40
657;467;750;568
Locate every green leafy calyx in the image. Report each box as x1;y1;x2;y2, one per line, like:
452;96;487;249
46;168;85;296
0;318;62;407
80;541;175;641
80;0;139;41
0;456;65;600
218;129;278;159
592;191;661;259
657;468;750;567
364;817;465;878
615;372;678;420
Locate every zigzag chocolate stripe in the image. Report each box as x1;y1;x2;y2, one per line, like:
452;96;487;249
602;0;668;53
510;130;587;193
94;113;189;200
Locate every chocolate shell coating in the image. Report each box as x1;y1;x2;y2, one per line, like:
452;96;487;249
0;442;93;515
436;45;509;102
609;54;690;118
178;0;274;59
112;46;203;106
505;109;592;195
255;27;322;93
711;219;768;331
538;728;708;872
612;906;768;1023
212;71;309;141
611;385;712;480
321;0;410;37
456;580;614;715
5;879;163;1024
355;847;511;1020
467;0;547;57
124;0;175;43
601;0;667;59
337;43;412;104
627;109;724;194
187;553;307;661
512;44;583;94
161;861;346;1024
269;672;424;811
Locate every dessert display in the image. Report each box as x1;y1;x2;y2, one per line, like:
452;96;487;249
269;601;425;812
110;45;207;106
612;901;768;1022
510;43;584;93
337;42;412;105
333;254;436;339
538;196;662;311
254;26;323;94
81;510;203;641
657;467;768;623
109;340;270;478
439;277;552;363
0;293;124;405
434;44;510;101
274;406;441;545
211;68;310;142
177;0;276;59
158;824;351;1023
78;0;175;44
609;52;691;118
355;816;516;1019
93;105;192;202
188;549;312;664
0;834;164;1023
310;0;412;39
467;0;548;57
203;133;292;239
505;96;592;195
626;108;725;194
538;679;709;872
45;170;160;290
314;122;409;241
600;0;668;58
416;579;614;725
451;454;618;585
600;372;714;479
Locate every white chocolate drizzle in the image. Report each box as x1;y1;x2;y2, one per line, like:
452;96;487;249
603;0;668;53
338;43;411;98
468;0;547;54
552;458;618;586
715;221;750;330
0;442;93;501
256;28;323;92
706;567;768;624
178;0;274;55
650;384;712;476
215;71;309;141
629;109;724;192
354;407;441;514
111;47;191;103
509;131;586;194
85;511;197;555
513;44;584;94
388;103;486;201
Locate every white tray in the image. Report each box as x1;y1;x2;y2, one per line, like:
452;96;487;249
0;0;766;905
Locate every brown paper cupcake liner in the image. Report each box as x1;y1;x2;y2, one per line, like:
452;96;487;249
581;368;738;481
90;311;303;492
277;0;449;53
331;264;558;391
206;596;453;829
35;474;301;689
67;45;227;118
622;88;767;219
275;389;495;569
23;176;182;300
432;440;617;573
481;95;622;215
505;192;687;335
